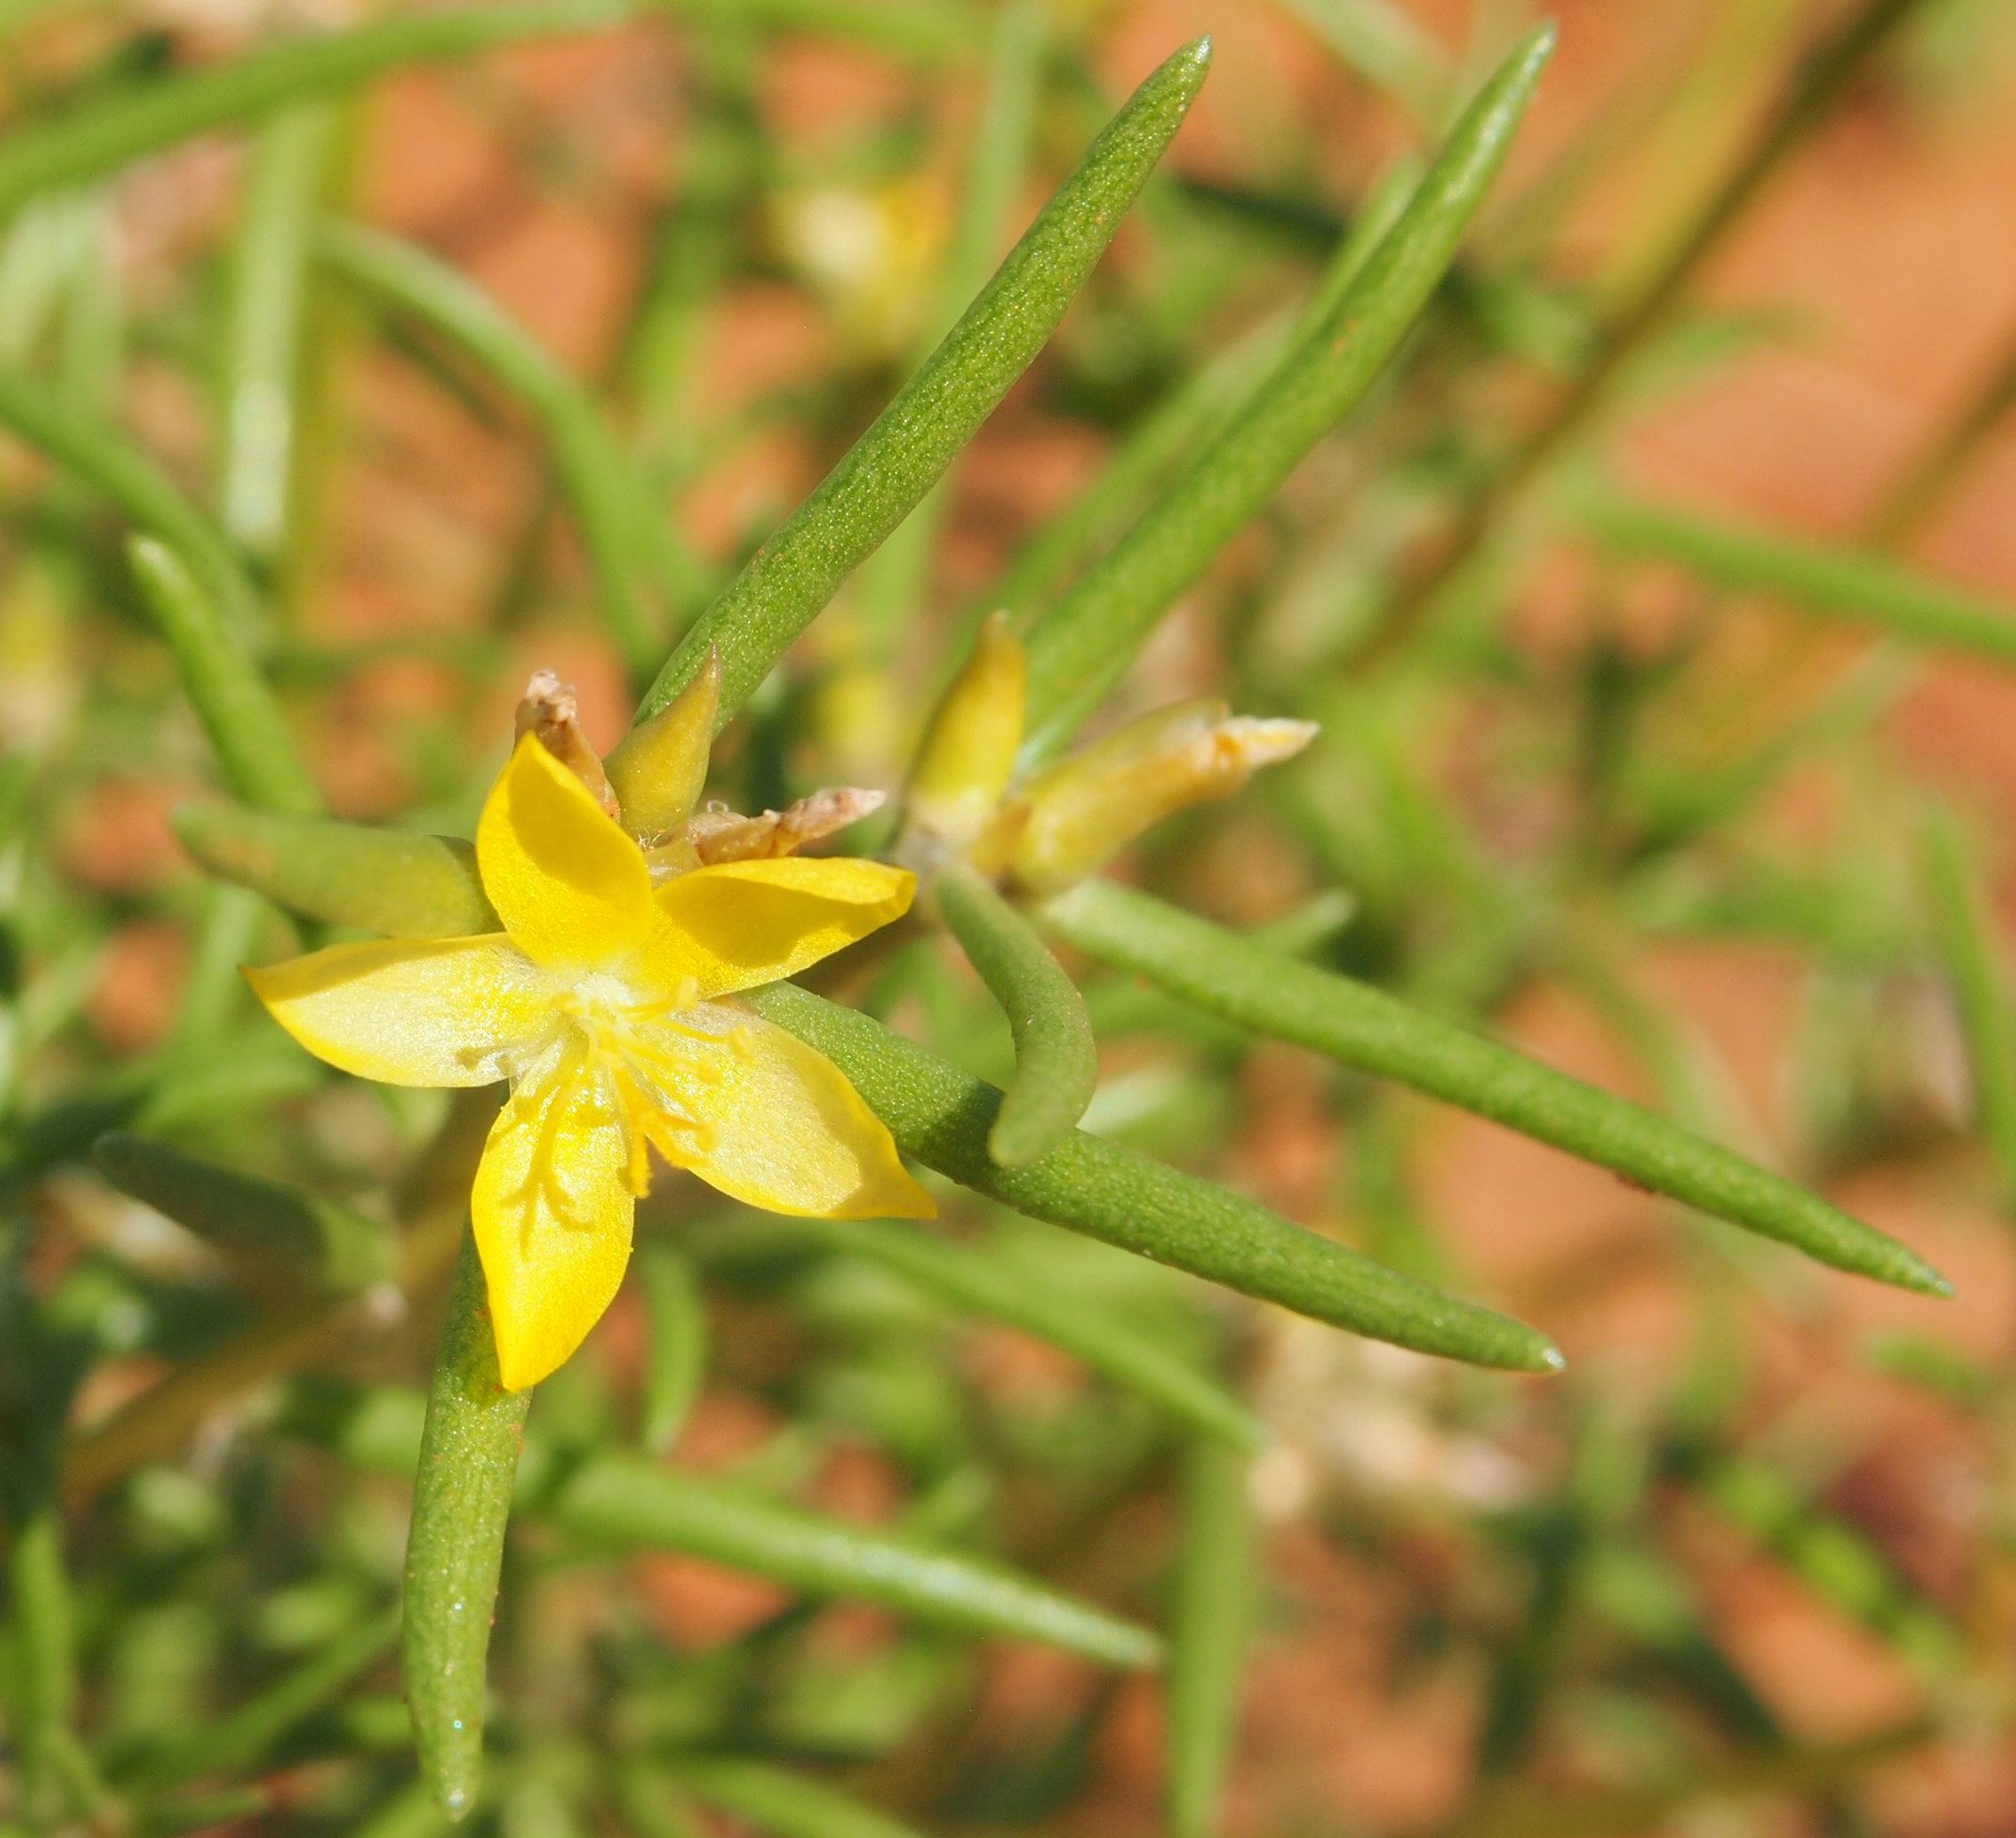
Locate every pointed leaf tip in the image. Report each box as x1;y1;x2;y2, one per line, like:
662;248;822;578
1902;1256;1955;1300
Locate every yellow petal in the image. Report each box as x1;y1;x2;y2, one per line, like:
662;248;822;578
647;857;915;999
477;733;661;973
246;935;553;1086
653;1004;933;1219
473;1056;635;1390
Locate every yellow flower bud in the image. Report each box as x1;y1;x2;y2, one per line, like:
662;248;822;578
604;649;721;843
1006;699;1317;894
902;612;1026;857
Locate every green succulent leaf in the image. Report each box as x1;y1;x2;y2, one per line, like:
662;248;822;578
639;36;1214;731
742;980;1564;1375
1043;879;1950;1298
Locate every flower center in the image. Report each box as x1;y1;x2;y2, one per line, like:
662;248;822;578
510;972;750;1198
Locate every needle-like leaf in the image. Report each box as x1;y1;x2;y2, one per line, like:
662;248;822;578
118;1606;401;1792
1168;1442;1254;1838
1581;489;2016;670
0;364;259;635
636;1245;708;1456
299;1383;1162;1668
127;539;323;817
806;1216;1265;1450
671;1759;936;1838
93;1132;395;1299
1042;879;1950;1298
554;1456;1160;1668
1019;24;1554;759
638;36;1214;730
935;864;1100;1166
0;3;635;218
1919;804;2016;1208
741;981;1564;1374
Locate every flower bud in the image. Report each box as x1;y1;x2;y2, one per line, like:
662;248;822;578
902;612;1025;856
1006;699;1317;894
605;648;721;843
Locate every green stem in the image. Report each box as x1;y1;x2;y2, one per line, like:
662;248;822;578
1019;25;1554;759
0;2;635;217
935;865;1099;1166
638;35;1214;731
1041;878;1948;1298
740;980;1563;1374
403;1233;530;1822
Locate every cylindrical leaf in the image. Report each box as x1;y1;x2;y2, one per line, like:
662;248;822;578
638;36;1214;730
1019;26;1554;758
0;363;259;652
740;981;1563;1374
128;539;322;816
174;804;497;939
321;221;698;678
935;865;1099;1165
673;1759;934;1838
551;1454;1160;1668
1920;804;2016;1204
636;1245;708;1456
0;3;634;216
1168;1443;1252;1838
811;1217;1264;1450
1582;490;2016;670
1044;879;1948;1297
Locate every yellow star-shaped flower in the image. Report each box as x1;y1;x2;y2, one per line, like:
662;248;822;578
248;734;932;1390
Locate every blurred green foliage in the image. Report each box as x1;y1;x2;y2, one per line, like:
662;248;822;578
5;1;2016;1834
